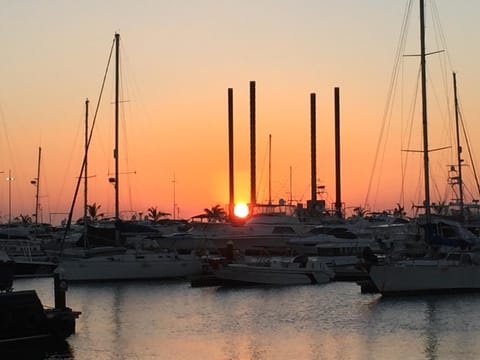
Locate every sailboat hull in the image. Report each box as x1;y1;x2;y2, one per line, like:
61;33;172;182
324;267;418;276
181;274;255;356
369;261;480;295
58;252;203;282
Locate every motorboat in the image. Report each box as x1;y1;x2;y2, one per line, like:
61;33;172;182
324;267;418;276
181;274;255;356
0;251;14;291
368;248;480;295
0;239;56;278
212;254;334;286
57;247;204;282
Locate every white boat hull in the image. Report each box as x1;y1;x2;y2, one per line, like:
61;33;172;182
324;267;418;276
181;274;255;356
214;261;332;286
369;262;480;295
58;253;203;282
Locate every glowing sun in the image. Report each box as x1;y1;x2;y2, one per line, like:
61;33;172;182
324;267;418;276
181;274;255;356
234;203;249;218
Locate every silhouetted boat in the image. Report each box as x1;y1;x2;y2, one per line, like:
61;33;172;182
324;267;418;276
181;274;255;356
213;254;334;286
0;273;80;346
56;34;205;281
366;0;480;295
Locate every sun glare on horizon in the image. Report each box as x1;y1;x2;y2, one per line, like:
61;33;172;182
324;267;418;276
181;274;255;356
234;203;249;218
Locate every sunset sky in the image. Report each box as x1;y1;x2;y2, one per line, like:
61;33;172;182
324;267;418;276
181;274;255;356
0;0;479;224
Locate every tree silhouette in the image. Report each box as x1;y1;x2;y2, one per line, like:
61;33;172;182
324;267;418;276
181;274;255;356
203;204;227;223
147;206;170;223
15;214;33;224
432;201;448;215
393;203;406;218
86;203;104;221
353;207;367;218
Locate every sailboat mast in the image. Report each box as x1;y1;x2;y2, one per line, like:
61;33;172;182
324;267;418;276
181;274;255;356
419;0;431;220
114;33;120;222
268;134;272;205
84;98;89;244
453;72;464;215
34;146;42;224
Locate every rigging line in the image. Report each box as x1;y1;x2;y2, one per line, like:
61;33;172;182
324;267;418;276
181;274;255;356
459;109;480;198
118;61;135;213
430;0;455;71
430;0;455;154
0;108;26;215
363;0;413;209
426;58;452;156
61;37;116;247
463;184;474;202
399;65;421;207
54;107;83;215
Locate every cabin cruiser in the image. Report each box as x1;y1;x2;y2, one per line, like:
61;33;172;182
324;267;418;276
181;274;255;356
212;254;334;286
57;246;205;282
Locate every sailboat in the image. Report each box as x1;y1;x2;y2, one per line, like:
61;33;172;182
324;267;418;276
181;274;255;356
366;0;480;295
57;34;204;281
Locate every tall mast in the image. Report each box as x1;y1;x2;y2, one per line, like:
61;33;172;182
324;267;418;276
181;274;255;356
7;170;13;224
84;98;89;245
249;81;257;209
334;87;342;218
228;88;234;219
419;0;431;221
268;134;272;205
114;33;120;222
453;72;464;216
114;33;120;245
310;93;317;203
34;146;42;224
172;173;176;220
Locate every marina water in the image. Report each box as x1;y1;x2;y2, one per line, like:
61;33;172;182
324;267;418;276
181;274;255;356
10;277;480;360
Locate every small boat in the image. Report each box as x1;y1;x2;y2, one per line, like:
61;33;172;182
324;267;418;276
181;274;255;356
0;239;57;278
0;250;14;291
0;273;80;346
213;255;334;286
369;248;480;295
58;247;203;282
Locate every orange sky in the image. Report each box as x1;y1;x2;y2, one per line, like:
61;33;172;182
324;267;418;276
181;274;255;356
0;1;480;224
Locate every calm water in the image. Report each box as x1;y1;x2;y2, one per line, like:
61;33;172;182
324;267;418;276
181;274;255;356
10;277;480;360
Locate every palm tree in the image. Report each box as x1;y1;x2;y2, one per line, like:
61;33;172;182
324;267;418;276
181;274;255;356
203;204;227;223
86;203;104;222
432;201;448;215
147;206;170;223
393;203;406;218
353;207;367;218
15;214;32;224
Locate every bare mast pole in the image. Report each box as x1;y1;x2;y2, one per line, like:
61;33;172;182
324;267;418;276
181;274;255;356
310;93;317;204
228;88;235;219
334;87;342;218
249;81;257;211
419;0;431;222
84;98;89;245
268;134;272;205
453;72;464;216
113;33;121;246
114;33;120;223
34;146;42;224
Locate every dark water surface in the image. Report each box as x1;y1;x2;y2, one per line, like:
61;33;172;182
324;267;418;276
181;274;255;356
10;278;480;359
